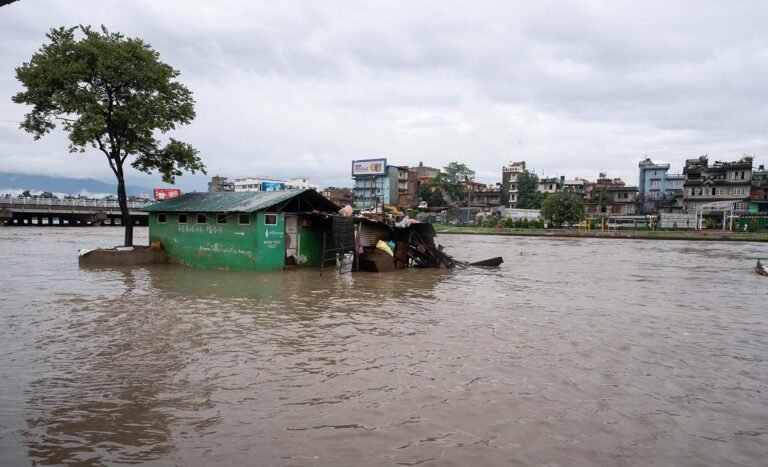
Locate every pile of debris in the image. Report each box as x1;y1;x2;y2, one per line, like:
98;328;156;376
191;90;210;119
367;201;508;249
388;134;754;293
350;218;501;273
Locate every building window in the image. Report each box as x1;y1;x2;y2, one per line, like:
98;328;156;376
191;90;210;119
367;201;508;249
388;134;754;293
716;188;724;195
157;213;167;224
734;202;745;210
265;214;278;225
197;214;207;224
217;214;228;224
238;214;250;225
178;214;187;224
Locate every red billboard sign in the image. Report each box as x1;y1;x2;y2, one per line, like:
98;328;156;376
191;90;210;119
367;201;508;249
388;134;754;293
154;188;181;201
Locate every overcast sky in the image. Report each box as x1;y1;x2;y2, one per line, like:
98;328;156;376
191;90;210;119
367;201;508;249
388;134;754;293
1;0;766;191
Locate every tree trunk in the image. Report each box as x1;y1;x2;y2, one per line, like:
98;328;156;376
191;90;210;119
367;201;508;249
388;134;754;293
115;164;133;247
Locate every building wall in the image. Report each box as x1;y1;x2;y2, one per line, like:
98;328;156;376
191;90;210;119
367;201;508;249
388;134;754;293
149;212;287;271
501;161;526;208
683;157;752;213
352;165;400;209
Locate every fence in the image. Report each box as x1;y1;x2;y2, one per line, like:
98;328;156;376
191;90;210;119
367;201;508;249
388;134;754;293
0;196;152;209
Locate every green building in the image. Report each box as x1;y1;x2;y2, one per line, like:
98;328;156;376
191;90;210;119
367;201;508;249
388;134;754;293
143;189;349;271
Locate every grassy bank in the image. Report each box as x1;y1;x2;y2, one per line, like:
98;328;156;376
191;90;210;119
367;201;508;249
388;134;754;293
434;225;768;242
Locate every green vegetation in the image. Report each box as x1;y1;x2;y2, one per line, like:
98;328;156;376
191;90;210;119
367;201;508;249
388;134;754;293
418;180;446;207
540;191;585;227
433;162;475;203
13;25;205;246
516;170;545;209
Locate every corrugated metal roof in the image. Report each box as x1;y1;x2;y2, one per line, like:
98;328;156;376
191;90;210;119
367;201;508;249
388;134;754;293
143;189;339;213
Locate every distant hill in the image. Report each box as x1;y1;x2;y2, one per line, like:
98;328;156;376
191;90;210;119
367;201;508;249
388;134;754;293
0;172;153;196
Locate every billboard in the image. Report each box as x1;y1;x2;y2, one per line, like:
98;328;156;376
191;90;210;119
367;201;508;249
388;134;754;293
154;188;181;201
352;158;387;176
260;181;286;191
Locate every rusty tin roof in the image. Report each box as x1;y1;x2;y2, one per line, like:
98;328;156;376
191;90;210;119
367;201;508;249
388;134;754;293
143;189;340;213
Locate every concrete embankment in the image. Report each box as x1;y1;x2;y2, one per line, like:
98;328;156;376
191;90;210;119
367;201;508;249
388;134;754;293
434;227;768;242
78;246;168;266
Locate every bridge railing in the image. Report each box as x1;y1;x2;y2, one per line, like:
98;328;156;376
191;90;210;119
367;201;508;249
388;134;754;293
0;196;153;209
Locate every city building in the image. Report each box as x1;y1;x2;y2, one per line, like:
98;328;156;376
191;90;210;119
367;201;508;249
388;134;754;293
207;176;235;193
410;162;440;180
351;158;401;211
683;156;752;215
585;175;638;216
537;177;560;194
234;177;287;192
322;187;354;208
739;164;768;230
501;161;526;208
287;177;319;190
561;178;586;195
638;158;684;213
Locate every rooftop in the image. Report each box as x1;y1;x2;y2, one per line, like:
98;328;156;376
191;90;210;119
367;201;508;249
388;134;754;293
143;189;339;213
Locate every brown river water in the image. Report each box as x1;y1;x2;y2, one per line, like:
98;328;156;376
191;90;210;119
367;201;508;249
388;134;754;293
0;226;767;466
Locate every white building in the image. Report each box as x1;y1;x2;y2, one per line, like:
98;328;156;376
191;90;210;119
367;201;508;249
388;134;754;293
287;177;319;190
234;177;287;192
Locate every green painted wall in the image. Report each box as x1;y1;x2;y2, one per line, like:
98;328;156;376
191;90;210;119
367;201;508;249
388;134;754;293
148;212;286;271
298;226;325;266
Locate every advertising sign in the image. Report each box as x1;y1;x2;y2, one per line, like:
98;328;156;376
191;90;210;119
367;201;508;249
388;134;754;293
154;188;182;201
260;181;286;191
352;158;387;176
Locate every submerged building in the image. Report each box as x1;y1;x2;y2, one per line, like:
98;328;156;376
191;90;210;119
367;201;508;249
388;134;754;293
143;190;351;271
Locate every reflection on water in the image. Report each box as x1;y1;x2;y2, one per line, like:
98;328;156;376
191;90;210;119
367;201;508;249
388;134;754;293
1;227;768;466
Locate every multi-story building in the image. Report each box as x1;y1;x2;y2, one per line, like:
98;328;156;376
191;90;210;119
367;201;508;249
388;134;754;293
322;187;354;207
287;177;319;190
561;178;586;195
749;164;768;213
638;158;684;213
537;177;560;194
207;176;235;193
584;175;638;216
234;177;287;192
501;161;526;208
351;158;401;211
398;169;420;209
410;162;440;180
683;156;752;215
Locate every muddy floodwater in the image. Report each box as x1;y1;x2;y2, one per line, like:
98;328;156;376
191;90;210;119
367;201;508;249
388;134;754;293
1;227;767;466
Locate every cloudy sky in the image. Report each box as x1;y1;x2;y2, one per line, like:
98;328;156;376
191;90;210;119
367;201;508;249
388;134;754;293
1;0;766;191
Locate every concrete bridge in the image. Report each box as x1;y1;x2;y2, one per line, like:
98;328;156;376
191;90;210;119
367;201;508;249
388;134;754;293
0;197;151;226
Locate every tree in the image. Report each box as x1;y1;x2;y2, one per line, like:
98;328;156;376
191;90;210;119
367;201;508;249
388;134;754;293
540;192;585;227
418;180;445;207
517;170;544;209
13;26;205;246
434;162;475;204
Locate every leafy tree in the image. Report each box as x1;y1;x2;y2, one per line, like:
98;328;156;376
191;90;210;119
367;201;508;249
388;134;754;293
540;192;585;227
517;170;545;209
21;190;32;198
589;190;615;204
417;179;446;207
13;25;205;246
434;162;475;204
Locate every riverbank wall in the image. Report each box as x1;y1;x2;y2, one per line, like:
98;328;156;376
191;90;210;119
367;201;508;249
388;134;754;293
435;226;768;242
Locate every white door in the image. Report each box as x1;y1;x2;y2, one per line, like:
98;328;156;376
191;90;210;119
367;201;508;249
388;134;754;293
285;215;299;263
